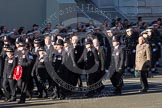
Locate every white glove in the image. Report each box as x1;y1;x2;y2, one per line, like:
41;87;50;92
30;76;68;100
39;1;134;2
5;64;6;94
132;49;136;53
105;70;109;73
153;48;157;52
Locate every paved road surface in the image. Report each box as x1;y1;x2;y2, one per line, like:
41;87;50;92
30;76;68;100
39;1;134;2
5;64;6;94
0;67;162;108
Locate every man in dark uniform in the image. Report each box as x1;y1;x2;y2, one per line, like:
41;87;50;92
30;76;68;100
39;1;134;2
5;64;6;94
151;24;161;69
2;48;17;102
46;36;60;100
124;28;137;74
52;39;66;100
0;44;9;99
70;36;84;87
110;36;125;95
62;37;73;86
0;54;4;99
106;29;117;78
43;35;58;99
44;35;54;92
16;42;32;103
93;38;105;93
59;38;74;97
94;28;111;71
78;38;99;97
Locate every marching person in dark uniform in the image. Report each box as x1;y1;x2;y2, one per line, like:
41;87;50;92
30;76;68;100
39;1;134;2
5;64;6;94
52;39;66;99
2;47;17;102
124;28;137;74
135;36;151;93
93;38;105;93
0;52;4;99
25;38;35;100
0;44;10;99
94;28;111;71
47;36;59;100
142;28;158;76
32;47;48;98
58;37;74;97
110;36;125;95
78;38;99;97
16;42;32;103
145;28;158;75
70;36;84;87
106;29;116;78
62;37;73;86
150;25;161;70
44;35;54;93
31;39;42;95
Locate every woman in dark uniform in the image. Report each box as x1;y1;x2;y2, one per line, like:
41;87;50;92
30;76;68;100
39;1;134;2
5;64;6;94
2;47;17;102
32;47;48;98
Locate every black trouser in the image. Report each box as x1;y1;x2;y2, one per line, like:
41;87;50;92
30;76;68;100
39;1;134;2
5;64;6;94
17;78;29;102
0;78;4;97
95;70;105;92
26;75;33;98
2;78;16;99
139;70;148;90
33;73;40;93
37;68;48;97
86;72;97;94
110;72;123;91
125;51;135;69
46;73;54;91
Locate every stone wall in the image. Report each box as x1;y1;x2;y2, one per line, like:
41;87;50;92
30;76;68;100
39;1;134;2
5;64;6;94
0;0;46;30
0;0;77;30
113;0;162;15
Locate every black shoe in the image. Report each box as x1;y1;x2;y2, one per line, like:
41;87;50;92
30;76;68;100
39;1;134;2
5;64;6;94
60;95;66;100
37;95;43;98
50;95;58;100
85;92;95;98
18;100;25;104
96;85;105;94
43;95;48;99
8;97;16;102
4;98;9;102
139;89;148;93
113;89;122;95
28;97;32;101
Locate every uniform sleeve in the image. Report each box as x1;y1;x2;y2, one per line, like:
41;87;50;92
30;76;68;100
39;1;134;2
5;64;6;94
31;58;38;76
0;55;3;77
99;48;105;71
119;47;125;70
10;56;18;77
